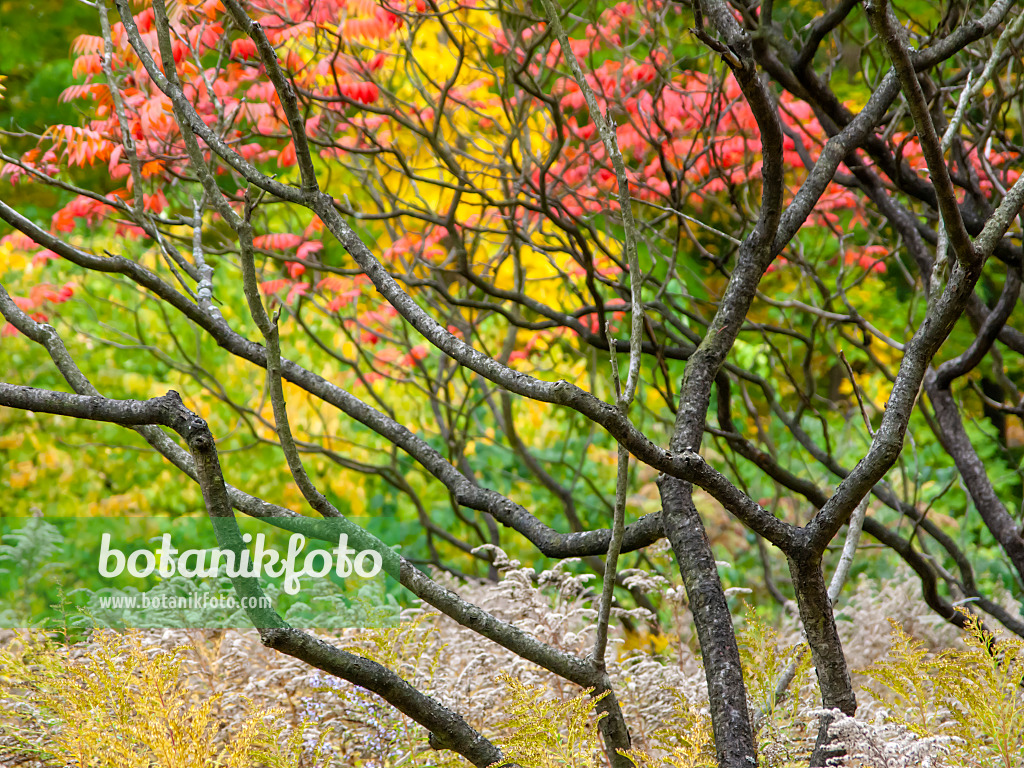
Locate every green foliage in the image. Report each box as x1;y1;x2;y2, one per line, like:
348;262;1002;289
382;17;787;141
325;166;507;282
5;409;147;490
0;516;404;631
0;517;64;619
0;1;94;129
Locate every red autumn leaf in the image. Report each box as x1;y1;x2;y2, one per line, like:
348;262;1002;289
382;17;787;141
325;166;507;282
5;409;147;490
143;190;168;213
286;282;309;303
279;141;297;168
296;240;323;260
254;233;303;250
259;279;290;295
231;38;258;61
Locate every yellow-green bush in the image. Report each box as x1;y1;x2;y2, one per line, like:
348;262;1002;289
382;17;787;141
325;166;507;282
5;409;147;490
861;613;1024;768
0;570;1020;768
0;629;324;768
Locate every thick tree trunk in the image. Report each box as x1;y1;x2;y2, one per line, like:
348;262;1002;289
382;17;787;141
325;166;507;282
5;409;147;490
660;475;758;768
788;555;856;766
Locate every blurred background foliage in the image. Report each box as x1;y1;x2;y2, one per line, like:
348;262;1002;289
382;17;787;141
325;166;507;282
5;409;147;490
0;0;1021;639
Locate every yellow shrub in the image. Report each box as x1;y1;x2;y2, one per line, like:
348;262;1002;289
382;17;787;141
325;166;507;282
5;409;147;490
861;613;1024;768
0;629;324;768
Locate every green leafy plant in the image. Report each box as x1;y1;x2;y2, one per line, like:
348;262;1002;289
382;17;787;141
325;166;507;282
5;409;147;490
0;517;65;623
